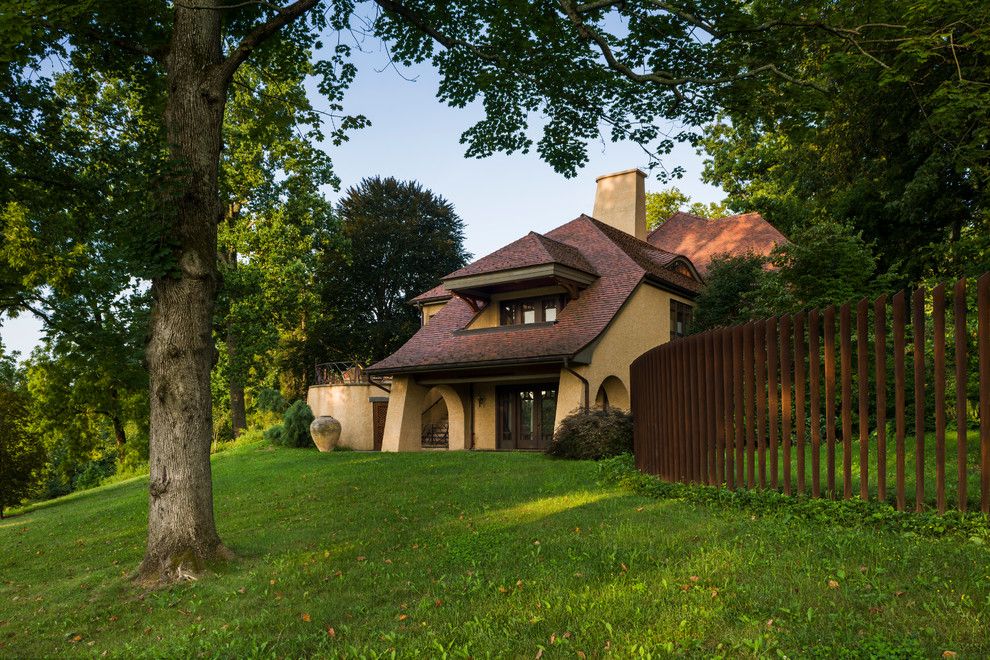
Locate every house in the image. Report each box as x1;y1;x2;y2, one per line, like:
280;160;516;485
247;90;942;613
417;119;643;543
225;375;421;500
307;168;786;451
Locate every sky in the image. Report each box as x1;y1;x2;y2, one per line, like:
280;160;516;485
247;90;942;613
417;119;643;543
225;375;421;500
0;41;724;359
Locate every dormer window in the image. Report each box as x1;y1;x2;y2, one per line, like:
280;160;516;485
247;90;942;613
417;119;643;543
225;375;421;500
500;295;564;326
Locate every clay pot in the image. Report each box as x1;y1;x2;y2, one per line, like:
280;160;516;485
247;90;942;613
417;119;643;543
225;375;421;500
310;415;342;452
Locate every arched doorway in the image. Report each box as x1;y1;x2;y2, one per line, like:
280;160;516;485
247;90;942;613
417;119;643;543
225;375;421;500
421;385;469;450
595;375;630;411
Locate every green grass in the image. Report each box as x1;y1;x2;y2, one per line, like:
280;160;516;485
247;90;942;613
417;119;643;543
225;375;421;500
2;443;989;657
726;429;984;510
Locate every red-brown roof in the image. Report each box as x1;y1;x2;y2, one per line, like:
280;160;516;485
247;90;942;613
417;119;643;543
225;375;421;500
368;215;701;375
409;283;451;305
443;231;597;281
646;211;787;275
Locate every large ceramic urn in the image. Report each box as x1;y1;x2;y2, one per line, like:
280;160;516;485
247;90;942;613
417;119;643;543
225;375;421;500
310;415;342;452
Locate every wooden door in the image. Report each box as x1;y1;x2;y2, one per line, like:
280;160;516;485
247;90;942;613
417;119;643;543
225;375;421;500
495;384;558;450
372;401;387;451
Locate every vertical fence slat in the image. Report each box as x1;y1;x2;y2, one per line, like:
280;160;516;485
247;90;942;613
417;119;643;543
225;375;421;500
722;329;734;489
688;335;700;483
696;334;708;484
933;284;946;514
809;309;822;499
953;280;967;511
714;330;725;484
703;333;715;484
794;312;807;495
979;273;990;515
744;322;756;488
824;306;837;496
893;291;907;511
840;303;853;500
874;294;888;504
733;325;745;488
781;315;793;496
857;298;870;501
755;321;767;488
914;286;926;512
679;339;690;482
767;317;780;490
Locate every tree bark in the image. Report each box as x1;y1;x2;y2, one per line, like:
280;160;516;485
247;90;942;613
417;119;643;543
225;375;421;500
228;324;248;437
138;2;231;584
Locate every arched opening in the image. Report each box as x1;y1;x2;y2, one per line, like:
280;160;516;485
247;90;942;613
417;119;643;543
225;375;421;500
595;375;630;411
420;385;469;450
422;387;450;448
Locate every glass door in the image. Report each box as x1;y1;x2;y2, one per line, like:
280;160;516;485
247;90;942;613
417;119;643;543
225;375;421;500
495;383;558;450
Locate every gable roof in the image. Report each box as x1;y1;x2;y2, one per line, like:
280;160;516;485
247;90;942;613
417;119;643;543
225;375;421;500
409;283;451;305
646;211;788;275
368;215;701;375
443;231;597;281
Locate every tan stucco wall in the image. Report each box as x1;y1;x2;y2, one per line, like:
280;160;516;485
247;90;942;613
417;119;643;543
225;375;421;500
467;285;567;330
421;301;447;327
306;384;386;451
471;382;497;450
381;377;471;451
552;282;693;430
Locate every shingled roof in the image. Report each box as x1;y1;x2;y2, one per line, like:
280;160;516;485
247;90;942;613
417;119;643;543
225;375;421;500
647;211;788;275
368;215;701;375
443;231;597;281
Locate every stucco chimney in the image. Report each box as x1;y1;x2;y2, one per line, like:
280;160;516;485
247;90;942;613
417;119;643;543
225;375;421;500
593;168;647;241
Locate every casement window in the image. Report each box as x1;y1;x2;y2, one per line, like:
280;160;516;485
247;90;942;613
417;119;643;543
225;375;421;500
499;295;565;326
670;300;693;340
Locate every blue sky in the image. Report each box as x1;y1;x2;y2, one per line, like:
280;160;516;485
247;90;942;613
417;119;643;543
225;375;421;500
0;45;724;358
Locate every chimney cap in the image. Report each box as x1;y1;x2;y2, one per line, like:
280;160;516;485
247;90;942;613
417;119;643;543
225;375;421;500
595;167;647;183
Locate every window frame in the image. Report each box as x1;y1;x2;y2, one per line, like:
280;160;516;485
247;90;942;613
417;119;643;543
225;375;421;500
499;294;565;327
670;300;693;340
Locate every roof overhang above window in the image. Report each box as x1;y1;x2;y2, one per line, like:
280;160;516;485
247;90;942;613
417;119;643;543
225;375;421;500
442;263;598;301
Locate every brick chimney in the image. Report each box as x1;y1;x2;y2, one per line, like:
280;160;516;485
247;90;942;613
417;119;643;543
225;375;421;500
593;168;647;241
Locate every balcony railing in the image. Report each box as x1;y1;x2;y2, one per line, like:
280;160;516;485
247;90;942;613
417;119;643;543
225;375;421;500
421;422;449;449
314;361;391;387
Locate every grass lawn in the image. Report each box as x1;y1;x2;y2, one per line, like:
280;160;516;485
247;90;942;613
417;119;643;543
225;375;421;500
730;430;984;510
2;443;989;657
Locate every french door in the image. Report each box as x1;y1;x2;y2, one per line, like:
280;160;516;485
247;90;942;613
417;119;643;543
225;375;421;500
496;384;558;450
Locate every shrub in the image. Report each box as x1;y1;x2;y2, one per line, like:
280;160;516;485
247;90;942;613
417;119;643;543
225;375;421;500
269;400;315;448
263;424;285;446
546;408;633;460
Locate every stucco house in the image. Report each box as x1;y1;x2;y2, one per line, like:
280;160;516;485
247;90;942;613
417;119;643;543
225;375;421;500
307;168;786;452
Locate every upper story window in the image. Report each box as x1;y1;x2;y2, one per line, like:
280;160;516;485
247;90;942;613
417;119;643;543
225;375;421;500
500;295;564;326
670;300;693;339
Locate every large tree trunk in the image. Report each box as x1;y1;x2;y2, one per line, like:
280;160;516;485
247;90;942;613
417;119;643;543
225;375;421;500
138;3;232;584
228;325;248;437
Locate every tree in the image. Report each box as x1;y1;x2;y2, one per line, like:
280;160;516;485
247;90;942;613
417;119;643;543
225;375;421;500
4;0;954;584
692;221;895;329
318;177;468;363
646;188;729;229
702;0;990;283
0;382;46;519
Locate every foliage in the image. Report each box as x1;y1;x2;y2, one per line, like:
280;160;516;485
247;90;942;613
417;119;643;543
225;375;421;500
597;453;990;543
315;176;469;363
690;253;769;332
0;387;46;517
692;221;897;329
547;408;633;460
269;400;315;449
2;450;988;656
645;188;729;229
702;0;990;283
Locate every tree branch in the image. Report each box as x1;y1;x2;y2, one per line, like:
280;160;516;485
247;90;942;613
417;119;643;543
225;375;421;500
209;0;320;90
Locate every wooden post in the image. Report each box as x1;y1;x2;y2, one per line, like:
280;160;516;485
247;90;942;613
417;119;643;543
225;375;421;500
933;284;946;513
953;279;967;511
874;294;888;504
824;306;837;496
809;309;822;499
913;286;926;512
755;320;768;488
857;298;870;501
767;317;780;490
840;303;853;500
781;315;793;496
794;312;807;495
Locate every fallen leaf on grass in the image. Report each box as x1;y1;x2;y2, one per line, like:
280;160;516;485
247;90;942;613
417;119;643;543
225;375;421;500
356;556;366;562
577;651;587;659
828;580;840;589
434;599;443;607
301;613;311;622
689;576;699;582
710;588;719;598
943;651;957;658
535;649;543;659
620;563;628;573
326;627;336;638
398;614;409;621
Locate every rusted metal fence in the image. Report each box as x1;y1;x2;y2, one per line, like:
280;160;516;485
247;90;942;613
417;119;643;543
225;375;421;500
630;273;990;514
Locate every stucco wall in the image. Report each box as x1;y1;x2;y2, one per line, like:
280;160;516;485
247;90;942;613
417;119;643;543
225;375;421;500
471;382;497;450
306;384;387;451
552;282;693;430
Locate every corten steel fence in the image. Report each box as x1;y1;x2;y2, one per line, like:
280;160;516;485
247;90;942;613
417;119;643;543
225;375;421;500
630;273;990;514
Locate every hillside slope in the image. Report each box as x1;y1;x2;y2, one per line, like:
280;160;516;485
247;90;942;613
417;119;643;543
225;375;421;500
1;444;989;657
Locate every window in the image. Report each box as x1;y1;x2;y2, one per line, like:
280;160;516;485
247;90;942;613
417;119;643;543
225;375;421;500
670;300;693;340
500;295;565;326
